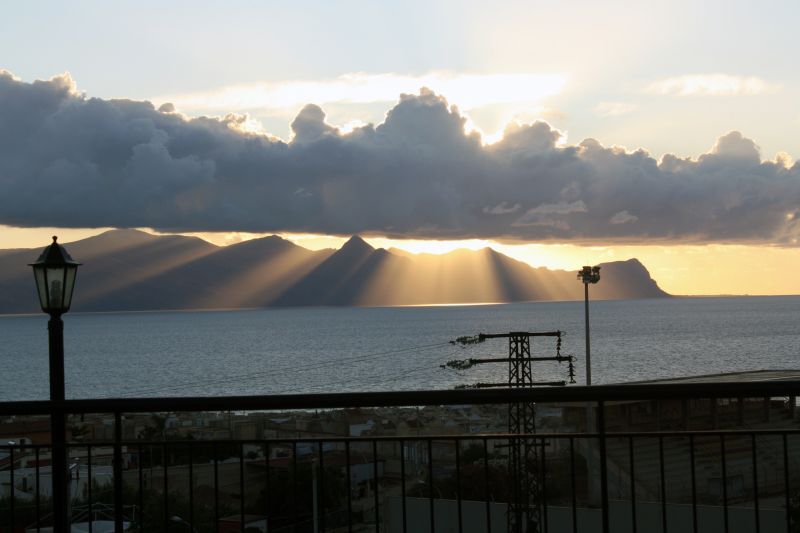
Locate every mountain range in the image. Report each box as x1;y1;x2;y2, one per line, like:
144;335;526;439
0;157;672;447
0;229;668;313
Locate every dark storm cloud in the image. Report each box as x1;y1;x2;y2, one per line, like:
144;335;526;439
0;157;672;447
2;71;799;244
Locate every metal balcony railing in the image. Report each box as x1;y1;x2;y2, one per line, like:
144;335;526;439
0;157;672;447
1;380;800;533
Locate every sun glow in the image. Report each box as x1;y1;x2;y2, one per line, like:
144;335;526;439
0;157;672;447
3;226;800;297
0;225;116;249
149;231;800;296
367;237;493;255
154;72;567;116
463;116;515;146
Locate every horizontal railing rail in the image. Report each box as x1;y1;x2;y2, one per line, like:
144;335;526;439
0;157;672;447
2;378;800;415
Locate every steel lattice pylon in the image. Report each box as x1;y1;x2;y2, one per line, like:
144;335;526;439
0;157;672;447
445;330;575;533
507;333;541;533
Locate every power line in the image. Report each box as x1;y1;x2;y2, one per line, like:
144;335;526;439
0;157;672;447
446;331;574;533
269;364;439;396
106;341;452;397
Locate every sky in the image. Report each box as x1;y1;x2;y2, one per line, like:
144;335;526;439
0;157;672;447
1;0;799;295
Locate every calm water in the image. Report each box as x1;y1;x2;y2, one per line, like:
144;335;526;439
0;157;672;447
1;296;799;401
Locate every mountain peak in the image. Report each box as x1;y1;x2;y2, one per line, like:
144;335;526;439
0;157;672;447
71;228;161;250
340;235;373;252
220;234;297;254
97;228;155;240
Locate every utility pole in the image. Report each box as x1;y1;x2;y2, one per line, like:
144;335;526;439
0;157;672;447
448;331;575;533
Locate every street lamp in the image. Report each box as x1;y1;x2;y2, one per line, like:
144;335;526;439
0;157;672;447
30;236;80;531
577;266;600;386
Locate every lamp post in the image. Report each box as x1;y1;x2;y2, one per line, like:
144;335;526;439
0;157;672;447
577;266;600;386
30;236;80;531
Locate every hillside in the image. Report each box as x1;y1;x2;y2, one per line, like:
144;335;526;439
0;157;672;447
0;230;668;313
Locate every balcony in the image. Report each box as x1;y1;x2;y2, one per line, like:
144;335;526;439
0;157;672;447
1;377;800;532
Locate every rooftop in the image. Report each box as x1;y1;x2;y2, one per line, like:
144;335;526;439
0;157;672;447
622;369;800;385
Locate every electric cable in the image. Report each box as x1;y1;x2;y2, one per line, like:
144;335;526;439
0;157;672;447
106;341;452;397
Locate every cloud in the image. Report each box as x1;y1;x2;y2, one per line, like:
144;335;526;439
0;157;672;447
483;202;521;215
609;211;638;225
595;101;638;117
647;74;778;96
706;130;760;163
1;70;800;244
775;152;794;169
512;201;588;230
291;104;339;143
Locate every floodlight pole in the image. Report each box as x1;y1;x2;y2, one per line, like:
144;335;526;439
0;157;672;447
584;282;591;386
577;266;600;386
577;266;601;506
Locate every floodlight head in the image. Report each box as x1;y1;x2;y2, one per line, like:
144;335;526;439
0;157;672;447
590;266;601;283
578;266;600;284
578;265;600;284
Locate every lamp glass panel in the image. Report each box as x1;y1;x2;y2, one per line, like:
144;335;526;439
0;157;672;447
63;266;78;308
33;267;47;310
45;267;66;310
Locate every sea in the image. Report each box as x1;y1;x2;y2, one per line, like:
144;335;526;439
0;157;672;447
1;296;799;401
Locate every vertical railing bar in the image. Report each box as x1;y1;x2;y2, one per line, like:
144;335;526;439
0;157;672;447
240;442;246;532
541;437;549;533
25;406;800;533
569;437;577;533
66;441;70;530
400;440;407;533
188;443;194;533
214;442;219;533
659;436;667;533
510;433;520;533
721;434;729;533
138;445;143;532
319;441;326;532
483;438;491;533
783;433;791;533
752;434;760;533
690;435;698;533
264;442;271;533
429;439;436;533
292;441;298;533
373;440;380;533
10;446;15;531
88;444;93;533
599;401;610;533
67;440;73;529
36;446;41;533
629;436;637;533
346;440;353;533
455;439;463;533
113;411;124;533
163;442;169;531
